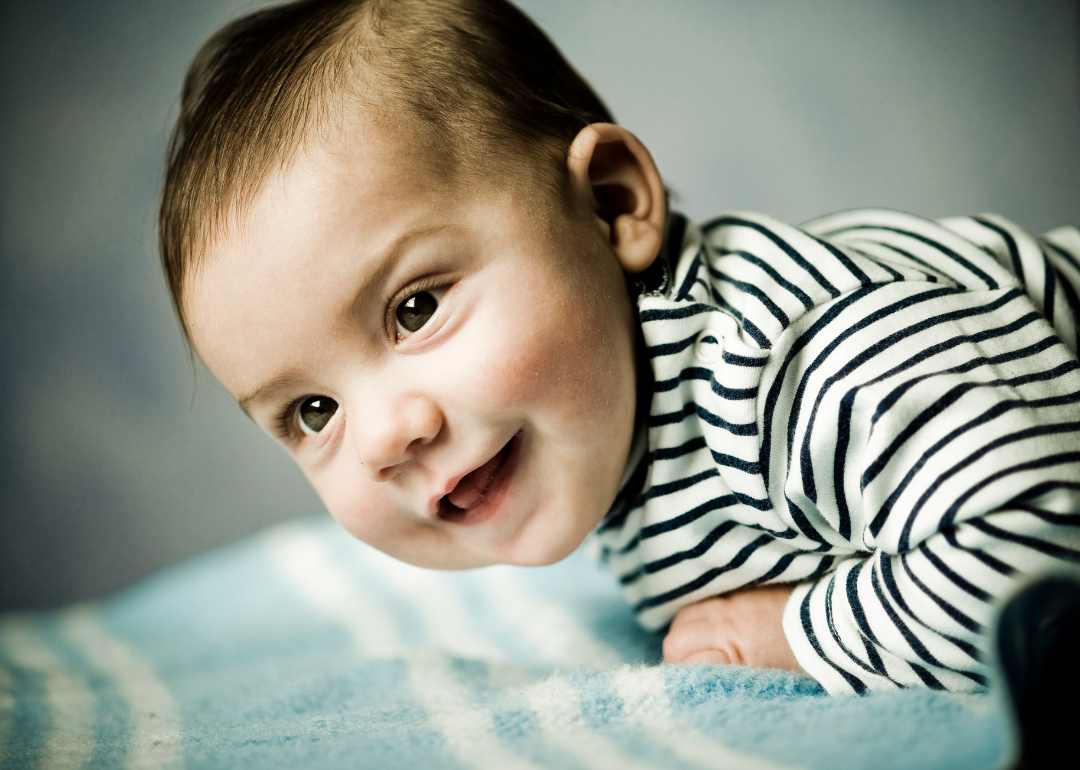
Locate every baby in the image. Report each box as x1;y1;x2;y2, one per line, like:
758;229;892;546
161;0;1080;695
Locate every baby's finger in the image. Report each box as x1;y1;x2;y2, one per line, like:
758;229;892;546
663;618;731;662
668;597;731;628
682;649;733;665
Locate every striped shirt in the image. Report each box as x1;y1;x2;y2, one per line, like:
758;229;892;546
592;209;1080;694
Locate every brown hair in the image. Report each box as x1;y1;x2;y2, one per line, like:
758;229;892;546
159;0;613;335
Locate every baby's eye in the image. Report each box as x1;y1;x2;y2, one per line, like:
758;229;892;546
395;288;445;337
298;396;338;435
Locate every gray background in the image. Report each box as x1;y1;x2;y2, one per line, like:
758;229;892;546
1;0;1077;610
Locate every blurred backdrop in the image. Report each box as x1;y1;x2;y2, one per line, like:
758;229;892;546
1;0;1078;610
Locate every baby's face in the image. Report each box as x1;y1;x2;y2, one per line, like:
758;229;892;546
186;123;640;569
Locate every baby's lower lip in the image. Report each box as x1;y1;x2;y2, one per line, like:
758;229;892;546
438;433;521;525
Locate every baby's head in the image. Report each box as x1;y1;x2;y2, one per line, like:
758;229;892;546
162;0;667;570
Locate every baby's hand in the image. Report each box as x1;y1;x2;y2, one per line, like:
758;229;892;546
662;584;804;672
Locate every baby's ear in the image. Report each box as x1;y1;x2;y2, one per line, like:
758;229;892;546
566;124;666;274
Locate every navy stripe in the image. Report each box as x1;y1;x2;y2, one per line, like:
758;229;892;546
710;450;760;475
800;581;869;694
1041;240;1080;347
823;321;1049;540
811;235;873;285
648;401;757;435
942;528;1015;577
856;240;955;285
646;330;698;358
707;263;790;327
637;521;740;576
844;560;887;650
654;367;757;400
823;571;888;677
652;436;707;461
1043;237;1080;273
882;557;982;657
817;224;1000;289
723;349;769;367
1042;249;1057;327
632;535;774;610
705;216;842;298
634;468;718;506
1009;502;1080;528
972;216;1024;284
917;542;992;602
896;553;982;637
862;357;1079;495
788;285;968;502
742;552;798;586
889;418;1080;549
868;565;951;689
717;248;815;309
675;248;705;300
705;283;772;348
760;287;879;490
937;451;1080;531
639;302;716;323
783;496;829;544
800;288;1024;503
639;494;739;539
868;318;1051;428
966;518;1080;563
844;245;906;282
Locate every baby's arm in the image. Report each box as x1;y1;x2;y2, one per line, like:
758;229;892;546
662;584;803;671
656;212;1080;692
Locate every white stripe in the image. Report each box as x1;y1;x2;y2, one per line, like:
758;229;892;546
361;547;506;661
0;616;96;769
59;607;182;770
408;654;545;770
0;658;12;756
266;525;541;770
262;523;407;658
479;566;624;668
522;674;665;770
611;666;797;770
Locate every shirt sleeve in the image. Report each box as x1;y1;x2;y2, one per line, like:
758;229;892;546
774;217;1080;694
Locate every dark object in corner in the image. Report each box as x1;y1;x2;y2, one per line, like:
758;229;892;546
997;572;1080;770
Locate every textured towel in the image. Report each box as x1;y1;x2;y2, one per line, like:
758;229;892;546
0;516;1014;769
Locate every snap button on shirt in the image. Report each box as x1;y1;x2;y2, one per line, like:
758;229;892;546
694;329;723;364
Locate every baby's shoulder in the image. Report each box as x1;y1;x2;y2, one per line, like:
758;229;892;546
800;208;1044;290
677;209;1028;347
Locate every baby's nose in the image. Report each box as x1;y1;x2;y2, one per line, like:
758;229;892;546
354;394;442;481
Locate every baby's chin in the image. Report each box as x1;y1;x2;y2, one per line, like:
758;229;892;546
359;513;597;571
488;505;606;567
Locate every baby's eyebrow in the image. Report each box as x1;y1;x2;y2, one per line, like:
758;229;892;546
237;368;306;417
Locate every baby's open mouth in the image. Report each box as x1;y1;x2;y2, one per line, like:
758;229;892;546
439;437;515;520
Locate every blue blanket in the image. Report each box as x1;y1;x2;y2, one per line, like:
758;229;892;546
0;516;1016;769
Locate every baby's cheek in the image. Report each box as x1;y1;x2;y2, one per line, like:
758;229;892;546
305;463;392;544
469;291;633;422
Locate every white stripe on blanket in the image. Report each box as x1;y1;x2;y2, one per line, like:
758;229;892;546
0;661;12;756
411;654;547;770
523;675;674;770
0;616;95;769
262;524;409;657
480;566;623;669
611;666;796;770
363;545;508;661
59;607;182;770
266;524;545;769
